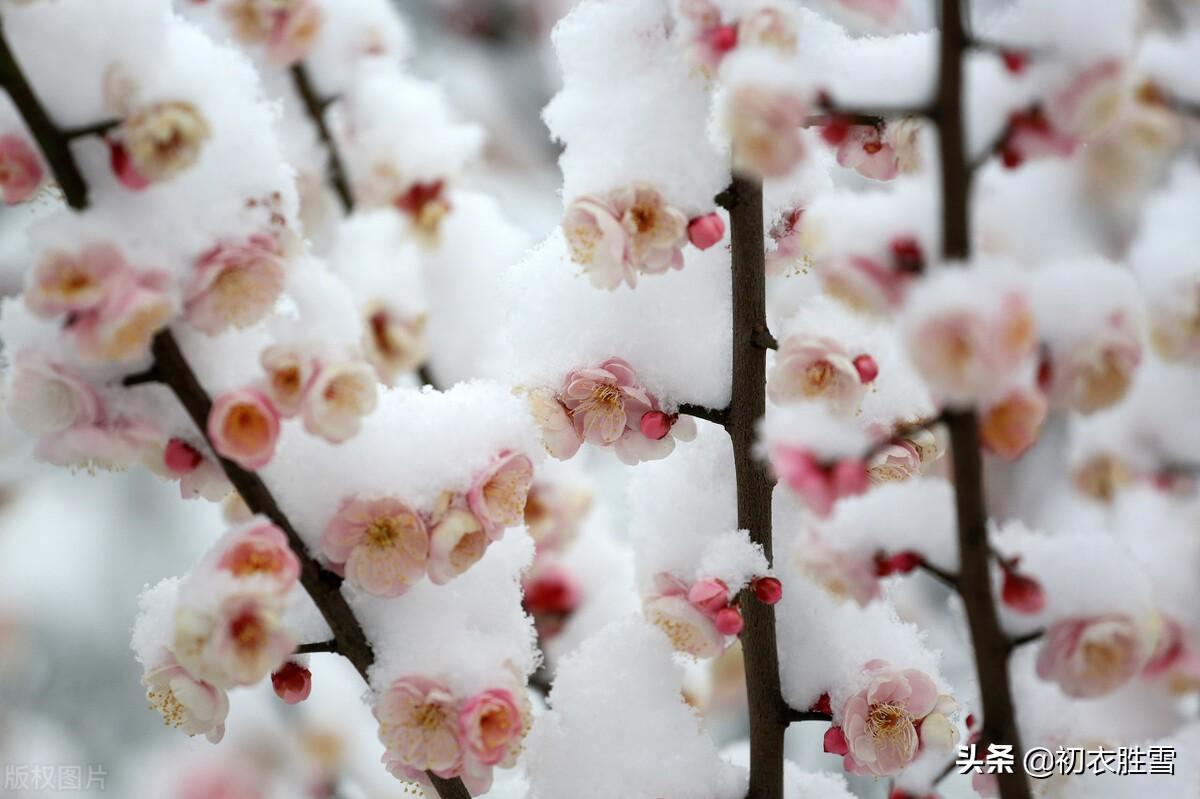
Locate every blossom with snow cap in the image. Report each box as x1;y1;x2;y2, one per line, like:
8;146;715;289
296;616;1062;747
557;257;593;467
823;660;956;777
1040;324;1142;415
0;133;43;204
112;100;212;186
185;236;286;335
467;450;534;540
322;496;428;597
208;387;281;470
768;335;869;414
301;360;379;444
260;345;316;418
1035;613;1156;698
172;588;296;688
795;537;880;607
770;445;868;516
6;353;102;437
363;305;428;385
642;572;740;659
375;676;463;774
835;125;900;181
215;520;300;594
728;84;808;178
426;496;488;585
560;357;653;447
142;659;229;743
979;388;1047;460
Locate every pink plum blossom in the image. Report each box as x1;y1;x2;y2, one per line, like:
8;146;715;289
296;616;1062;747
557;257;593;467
375;676;463;774
766;208;804;277
467;450;534;540
816;254;911;315
523;558;583;639
795;539;880;606
768;335;867;414
160;438;232;501
6;353;102;436
142;660;229;743
833;660;952;777
271;661;312;704
526;387;583;461
70;273;177;364
1000;108;1078;169
1041;326;1142;415
728;85;809;178
208;388;281;470
216;521;301;593
185;237;286;335
115;100;212;185
562;194;633;290
260;345;317;418
265;0;322;65
25;243;127;319
35;416;162;473
427;502;488;585
0;133;43;204
363;305;428;385
1143;618;1200;692
770;446;868;516
979;388;1047;460
1047;60;1128;141
522;481;592;552
173;590;296;688
301;361;379;443
1035;614;1155;698
322;497;428;597
458;688;524;766
643;593;726;659
613;409;697;465
836;125;900;181
560;357;652;447
867;440;922;485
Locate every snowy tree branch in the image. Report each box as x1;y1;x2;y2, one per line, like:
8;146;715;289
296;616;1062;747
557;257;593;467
290;62;355;214
780;707;833;725
678;403;730;428
934;1;1031;796
296;639;341;655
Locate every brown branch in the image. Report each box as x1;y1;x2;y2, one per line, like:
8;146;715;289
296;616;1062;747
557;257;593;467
62;119;119;141
290;62;354;214
678;403;730;428
918;559;960;591
1009;629;1044;652
935;1;1030;795
721;174;786;799
416;363;439;390
0;20;90;210
780;706;832;725
296;639;340;655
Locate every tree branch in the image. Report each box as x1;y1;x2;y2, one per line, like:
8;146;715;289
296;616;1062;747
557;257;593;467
0;20;90;210
290;62;354;214
918;560;960;591
780;706;832;725
1009;629;1044;652
678;403;730;428
296;639;340;655
935;2;1030;795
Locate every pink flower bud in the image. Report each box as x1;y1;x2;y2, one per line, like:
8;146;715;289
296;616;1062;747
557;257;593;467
1001;569;1046;614
640;410;675;441
271;661;312;704
164;438;204;475
752;576;783;605
823;725;849;756
1001;50;1028;74
831;458;869;496
0;134;44;204
811;693;832;715
882;551;922;575
687;212;726;250
687;578;730;617
852;354;879;383
713;606;744;636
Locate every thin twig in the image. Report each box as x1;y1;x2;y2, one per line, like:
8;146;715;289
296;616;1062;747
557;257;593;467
296;639;340;655
780;707;832;725
62;119;119;140
290;62;354;213
918;560;960;591
678;403;730;428
1008;629;1044;651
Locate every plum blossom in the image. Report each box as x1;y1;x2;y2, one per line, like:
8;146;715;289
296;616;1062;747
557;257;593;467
185;237;286;335
559;357;652;447
301;361;378;443
426;498;488;585
260;345;316;417
0;133;43;204
795;538;879;606
161;438;231;501
816;253;911;315
522;558;583;639
467;450;534;540
363;305;428;385
613;408;697;465
208;388;280;470
770;446;868;516
1040;325;1142;415
72;273;177;363
173;590;296;688
523;480;592;552
35;416;161;473
867;440;922;485
768;335;868;414
643;573;741;658
1072;452;1134;503
6;353;102;436
824;661;954;777
142;659;229;743
1047;60;1129;142
562;184;688;290
525;387;582;460
1148;280;1200;363
766;208;804;277
687;213;725;250
215;521;300;593
458;688;524;766
905;289;1036;405
979;388;1047;460
25;243;127;319
835;125;900;181
1036;614;1156;698
1143;618;1200;693
375;676;463;774
999;107;1078;170
322;497;428;597
114;101;212;186
738;6;797;52
394;180;453;238
728;85;808;178
271;660;312;704
265;0;322;66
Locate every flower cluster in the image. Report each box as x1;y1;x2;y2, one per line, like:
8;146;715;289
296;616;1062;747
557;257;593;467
815;236;926;316
642;572;779;659
768;335;878;416
823;661;959;777
320;451;534;596
222;0;323;66
520;478;593;640
679;0;797;72
374;673;531;796
770;445;868;517
527;357;697;464
143;520;302;743
820;117;922;182
563;184;708;290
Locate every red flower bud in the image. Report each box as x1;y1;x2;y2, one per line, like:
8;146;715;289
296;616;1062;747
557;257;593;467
752;576;783;605
853;354;879;384
272;661;312;705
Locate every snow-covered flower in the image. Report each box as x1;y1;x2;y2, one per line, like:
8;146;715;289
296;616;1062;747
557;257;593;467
795;538;879;606
159;438;231;502
0;133;43;204
563;194;635;290
1041;327;1142;415
526;387;582;460
766;208;805;277
885;116;923;174
979;388;1047;460
999;108;1078;169
6;354;102;436
866;440;922;485
142;660;229;743
458;688;524;767
426;500;488;586
523;480;592;551
1072;452;1134;503
768;335;867;413
72;274;176;363
1047;59;1129;142
375;676;462;774
260;345;316;418
836;125;899;181
613;409;697;465
467;450;534;541
770;446;868;516
322;497;428;597
265;0;322;66
185;237;286;335
25;243;127;319
559;357;653;447
728;85;808;178
301;361;378;444
1035;614;1155;698
815;254;910;315
208;388;280;471
216;521;300;593
1148;280;1200;364
643;593;725;659
173;590;296;688
394;180;453;238
522;558;583;638
116;101;212;185
824;661;950;777
738;6;797;52
363;306;428;385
